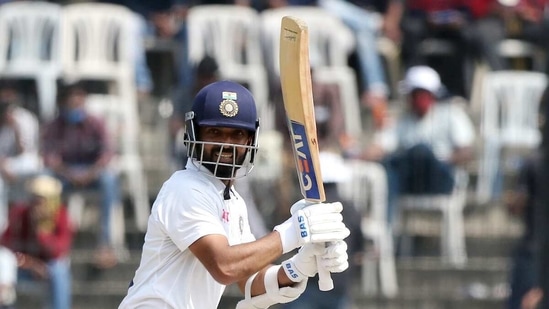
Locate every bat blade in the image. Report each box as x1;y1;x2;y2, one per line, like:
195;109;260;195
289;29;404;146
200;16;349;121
279;16;325;203
279;16;333;291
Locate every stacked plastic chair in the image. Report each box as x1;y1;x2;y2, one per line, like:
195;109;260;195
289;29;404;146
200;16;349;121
60;3;150;233
0;1;62;121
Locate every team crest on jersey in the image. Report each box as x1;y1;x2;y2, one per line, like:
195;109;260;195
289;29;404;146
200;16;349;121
220;91;239;117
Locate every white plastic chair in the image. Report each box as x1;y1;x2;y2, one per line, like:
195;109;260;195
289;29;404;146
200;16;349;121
338;159;398;297
60;3;141;134
0;1;62;121
260;6;362;138
398;168;469;267
66;93;151;257
497;39;546;72
59;4;149;232
476;70;547;204
85;94;150;232
187;5;270;128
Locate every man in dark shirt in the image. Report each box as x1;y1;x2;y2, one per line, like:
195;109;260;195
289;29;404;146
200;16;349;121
41;80;121;269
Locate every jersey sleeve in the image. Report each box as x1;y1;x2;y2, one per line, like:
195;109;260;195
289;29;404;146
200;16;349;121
450;104;476;148
156;178;226;251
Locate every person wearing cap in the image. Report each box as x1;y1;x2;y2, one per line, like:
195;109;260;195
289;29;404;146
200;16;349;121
119;80;351;309
41;80;121;269
0;175;73;309
361;65;476;225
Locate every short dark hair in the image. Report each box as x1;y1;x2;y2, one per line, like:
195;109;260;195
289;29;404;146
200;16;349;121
57;79;88;103
0;100;13;116
196;56;219;78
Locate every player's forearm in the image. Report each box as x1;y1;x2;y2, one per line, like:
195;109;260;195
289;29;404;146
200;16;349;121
198;232;284;285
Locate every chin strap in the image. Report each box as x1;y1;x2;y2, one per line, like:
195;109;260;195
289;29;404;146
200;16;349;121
223;184;231;200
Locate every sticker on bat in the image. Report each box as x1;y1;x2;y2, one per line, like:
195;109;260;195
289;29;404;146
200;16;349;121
290;120;322;200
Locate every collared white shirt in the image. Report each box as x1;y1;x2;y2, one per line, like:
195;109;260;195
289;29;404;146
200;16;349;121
119;161;255;309
375;101;475;161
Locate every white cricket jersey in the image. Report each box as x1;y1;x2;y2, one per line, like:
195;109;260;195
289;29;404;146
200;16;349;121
119;162;255;309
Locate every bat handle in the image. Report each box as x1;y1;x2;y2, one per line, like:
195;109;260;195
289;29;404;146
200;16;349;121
317;243;334;291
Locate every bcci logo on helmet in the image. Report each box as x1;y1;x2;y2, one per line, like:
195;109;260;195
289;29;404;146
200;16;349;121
219;91;239;117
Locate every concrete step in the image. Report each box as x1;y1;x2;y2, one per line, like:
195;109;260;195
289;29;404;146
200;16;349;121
392;257;509;298
352;296;504;309
14;248;513;309
398;234;518;259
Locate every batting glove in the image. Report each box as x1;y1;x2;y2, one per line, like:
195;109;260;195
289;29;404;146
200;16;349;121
274;199;350;254
282;243;323;282
282;241;349;283
317;240;349;274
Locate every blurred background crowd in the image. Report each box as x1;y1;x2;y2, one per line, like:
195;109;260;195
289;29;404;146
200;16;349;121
0;0;548;308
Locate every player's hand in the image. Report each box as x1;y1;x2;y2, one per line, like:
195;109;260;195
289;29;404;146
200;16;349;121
282;240;349;283
317;240;349;274
274;199;350;254
282;243;323;282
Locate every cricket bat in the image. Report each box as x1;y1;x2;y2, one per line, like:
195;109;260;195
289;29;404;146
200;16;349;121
279;16;332;291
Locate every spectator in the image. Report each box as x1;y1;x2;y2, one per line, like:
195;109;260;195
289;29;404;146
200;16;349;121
316;0;403;128
101;0;190;100
41;80;121;269
498;0;549;73
401;0;506;98
361;66;476;225
0;80;42;234
0;175;73;309
504;149;544;309
268;0;400;128
504;84;549;309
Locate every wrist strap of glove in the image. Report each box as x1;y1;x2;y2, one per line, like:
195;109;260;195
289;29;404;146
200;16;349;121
236;267;277;309
281;256;307;283
244;271;259;300
273;219;298;254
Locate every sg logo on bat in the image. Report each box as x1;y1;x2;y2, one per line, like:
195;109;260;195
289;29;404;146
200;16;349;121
290;121;322;200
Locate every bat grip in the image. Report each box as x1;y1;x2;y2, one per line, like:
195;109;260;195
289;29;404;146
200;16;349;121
316;241;334;291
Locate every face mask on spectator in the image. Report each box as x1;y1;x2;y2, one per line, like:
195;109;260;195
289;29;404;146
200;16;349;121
410;89;434;117
64;108;86;124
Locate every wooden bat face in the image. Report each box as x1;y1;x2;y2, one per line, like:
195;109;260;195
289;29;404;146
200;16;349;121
279;16;325;203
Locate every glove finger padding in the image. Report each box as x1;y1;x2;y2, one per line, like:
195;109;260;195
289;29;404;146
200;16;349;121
290;199;343;214
274;200;348;254
317;240;349;273
308;222;350;243
306;214;343;226
297;202;343;216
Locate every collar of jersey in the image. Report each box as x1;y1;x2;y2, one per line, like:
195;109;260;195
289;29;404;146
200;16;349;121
185;159;231;193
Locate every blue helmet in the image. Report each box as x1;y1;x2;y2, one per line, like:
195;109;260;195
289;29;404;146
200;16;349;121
184;80;260;179
191;80;258;132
